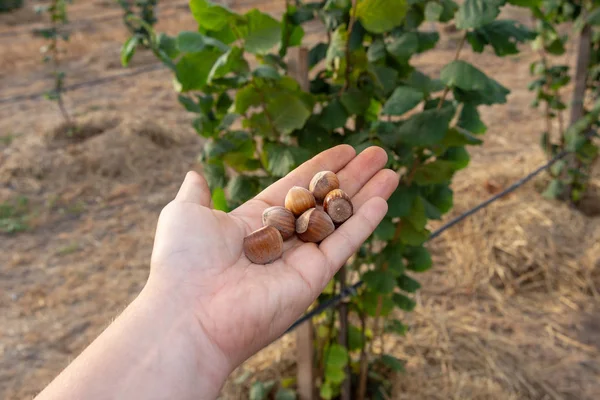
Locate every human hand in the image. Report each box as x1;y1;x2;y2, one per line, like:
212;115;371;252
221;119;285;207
147;145;399;380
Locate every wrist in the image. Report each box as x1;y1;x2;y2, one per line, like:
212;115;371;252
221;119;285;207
141;279;233;396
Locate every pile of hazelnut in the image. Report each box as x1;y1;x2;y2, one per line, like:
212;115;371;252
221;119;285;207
243;171;353;264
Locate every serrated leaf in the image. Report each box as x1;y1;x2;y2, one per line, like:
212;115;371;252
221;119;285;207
456;0;503;30
392;293;416;311
326;24;348;64
263;142;296;176
227;175;259;207
385;318;408;335
406;197;426;230
371;65;399;95
235;85;261;114
395;106;455;146
367;38;386;62
267;92;311;134
387;185;418;218
386;32;419;62
467;20;536;56
403;70;445;95
441;60;509;105
425;1;444;21
412;160;457;184
202;160;226;190
382;86;423;116
443;127;483;146
442;147;470;170
381;243;405;277
363;270;397;294
176;49;222;91
244;9;282;54
397;274;421;292
157;33;180;59
253;64;280;80
356;0;408;34
208;46;249;82
121;36;139;67
405;246;432;272
542;179;564;199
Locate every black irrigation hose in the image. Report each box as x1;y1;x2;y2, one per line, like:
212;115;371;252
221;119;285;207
0;63;165;105
284;143;582;334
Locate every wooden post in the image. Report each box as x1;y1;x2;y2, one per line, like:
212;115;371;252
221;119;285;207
288;46;315;400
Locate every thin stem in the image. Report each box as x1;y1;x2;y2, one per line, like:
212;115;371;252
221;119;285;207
343;0;359;92
437;32;468;110
337;266;351;400
356;311;368;400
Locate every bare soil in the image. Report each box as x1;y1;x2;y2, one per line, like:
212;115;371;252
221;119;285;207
1;1;599;399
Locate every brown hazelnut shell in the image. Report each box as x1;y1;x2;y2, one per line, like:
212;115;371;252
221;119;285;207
285;186;316;217
309;171;340;203
262;206;296;240
243;226;283;264
296;208;335;243
323;189;353;225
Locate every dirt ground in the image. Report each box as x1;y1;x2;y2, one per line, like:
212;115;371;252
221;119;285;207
1;1;599;399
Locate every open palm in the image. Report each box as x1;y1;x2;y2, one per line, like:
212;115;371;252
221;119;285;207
148;145;399;368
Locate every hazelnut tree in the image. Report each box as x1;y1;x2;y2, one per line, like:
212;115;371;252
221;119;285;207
529;0;600;203
123;0;536;397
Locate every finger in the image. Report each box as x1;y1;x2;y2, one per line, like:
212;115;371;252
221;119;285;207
174;171;211;207
254;145;356;206
320;197;388;271
350;169;399;209
337;146;388;197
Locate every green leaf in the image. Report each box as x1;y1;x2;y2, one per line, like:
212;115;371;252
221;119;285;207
211;187;229;212
320;382;333;400
227;175;258;206
190;0;236;31
340;88;371;115
441;60;509;105
253;65;281;80
467;20;536;56
442;127;483;146
589;7;600;26
395;106;455;147
374;217;396;241
263;142;296;176
327;344;349;367
157;33;180;59
309;42;328;68
209;47;249;82
403;70;445;95
121;36;139;67
381;354;405;372
542;179;564;199
381;243;405;277
422;185;453;215
458;103;487;134
235;85;261;114
406;197;426;230
348;324;365;351
356;0;409;34
371;65;399;95
386;32;419;62
244;9;282;54
412;160;457;184
176;49;222;91
442;147;470;170
399;223;428;246
363;270;397;294
275;388;296;400
202;160;226;190
362;291;395;317
387;185;418;218
397;274;421;292
382;86;423;116
325;364;345;384
392;293;416;311
267;92;311;134
405;246;432;272
177;31;207;52
385;319;408;335
425;1;444;21
507;0;541;6
319;99;348;131
455;0;503;30
367;39;386;62
326;24;348;64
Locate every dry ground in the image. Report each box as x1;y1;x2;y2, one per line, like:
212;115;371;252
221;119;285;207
1;1;599;399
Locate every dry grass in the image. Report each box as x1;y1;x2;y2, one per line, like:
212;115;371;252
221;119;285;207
1;1;599;400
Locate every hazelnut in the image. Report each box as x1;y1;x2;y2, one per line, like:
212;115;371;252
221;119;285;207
262;206;296;240
309;171;340;203
323;189;353;225
296;208;335;243
285;186;316;217
243;226;283;264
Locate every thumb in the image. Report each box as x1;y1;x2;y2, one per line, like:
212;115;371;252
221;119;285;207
175;171;212;207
